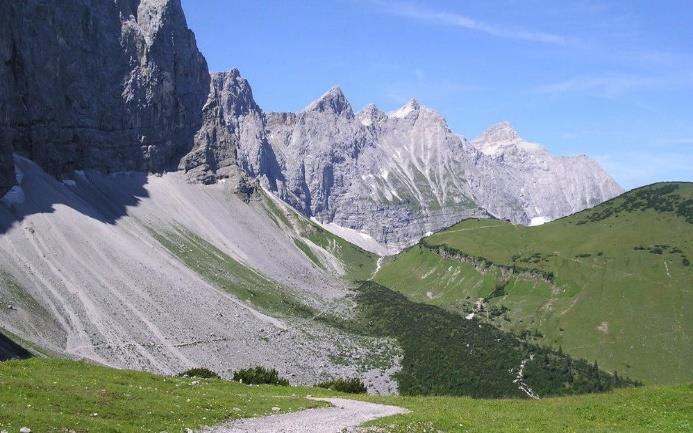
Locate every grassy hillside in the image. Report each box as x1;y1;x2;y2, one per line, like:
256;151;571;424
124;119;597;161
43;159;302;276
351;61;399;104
0;358;326;433
150;226;316;318
375;182;693;385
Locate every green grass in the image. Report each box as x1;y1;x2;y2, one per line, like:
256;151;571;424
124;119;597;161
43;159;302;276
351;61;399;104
150;226;315;318
361;384;692;433
375;183;693;385
293;238;325;269
0;358;327;433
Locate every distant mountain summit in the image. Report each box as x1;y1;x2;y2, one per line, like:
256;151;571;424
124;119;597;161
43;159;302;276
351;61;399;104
470;122;623;227
305;86;354;117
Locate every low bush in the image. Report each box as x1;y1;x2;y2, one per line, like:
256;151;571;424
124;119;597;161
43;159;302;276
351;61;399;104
317;378;368;394
232;366;289;386
178;368;220;379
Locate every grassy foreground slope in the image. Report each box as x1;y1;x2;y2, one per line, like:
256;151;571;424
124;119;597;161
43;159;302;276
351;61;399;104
375;183;693;385
0;358;326;433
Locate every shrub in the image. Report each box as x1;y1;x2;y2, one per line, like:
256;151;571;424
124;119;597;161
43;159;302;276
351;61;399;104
317;378;367;394
178;368;220;379
232;366;289;386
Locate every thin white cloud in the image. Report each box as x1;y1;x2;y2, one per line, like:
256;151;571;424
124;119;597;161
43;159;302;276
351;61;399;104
372;1;567;44
537;74;657;98
537;71;693;98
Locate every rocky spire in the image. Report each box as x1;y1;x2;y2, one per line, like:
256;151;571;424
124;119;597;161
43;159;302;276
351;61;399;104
305;86;354;117
389;99;421;119
476;122;520;143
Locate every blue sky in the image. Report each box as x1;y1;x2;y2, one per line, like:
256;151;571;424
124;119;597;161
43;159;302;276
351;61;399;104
180;0;693;189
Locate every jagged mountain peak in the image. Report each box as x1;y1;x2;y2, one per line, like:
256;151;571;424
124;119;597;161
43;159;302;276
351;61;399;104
209;68;260;116
357;103;386;126
389;99;421;118
305;86;354;117
476;121;520;143
473;121;545;156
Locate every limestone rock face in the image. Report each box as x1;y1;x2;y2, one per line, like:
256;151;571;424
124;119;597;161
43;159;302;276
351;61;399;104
261;91;487;250
0;0;209;196
250;90;622;250
179;69;279;186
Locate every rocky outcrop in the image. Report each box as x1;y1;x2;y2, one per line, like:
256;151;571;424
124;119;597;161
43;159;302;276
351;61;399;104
0;0;209;196
179;69;279;185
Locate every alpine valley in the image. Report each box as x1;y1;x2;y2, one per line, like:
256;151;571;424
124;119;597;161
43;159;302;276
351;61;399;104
0;1;690;433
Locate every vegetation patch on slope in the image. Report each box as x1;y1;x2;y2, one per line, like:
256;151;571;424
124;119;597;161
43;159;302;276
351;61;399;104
352;282;637;398
150;226;315;318
0;358;326;433
259;191;378;281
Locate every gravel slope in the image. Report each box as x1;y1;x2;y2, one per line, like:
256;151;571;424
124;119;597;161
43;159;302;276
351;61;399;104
0;156;400;390
203;397;409;433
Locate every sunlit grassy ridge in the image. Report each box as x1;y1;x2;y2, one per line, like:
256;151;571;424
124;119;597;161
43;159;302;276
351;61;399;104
375;183;693;385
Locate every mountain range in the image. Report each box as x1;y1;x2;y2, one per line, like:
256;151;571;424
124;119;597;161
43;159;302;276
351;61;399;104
2;0;687;402
1;0;621;255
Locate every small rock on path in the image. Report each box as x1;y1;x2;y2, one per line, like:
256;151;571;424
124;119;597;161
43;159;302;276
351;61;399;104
202;397;409;433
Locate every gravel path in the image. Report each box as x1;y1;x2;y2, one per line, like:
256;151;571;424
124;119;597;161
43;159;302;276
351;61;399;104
203;397;409;433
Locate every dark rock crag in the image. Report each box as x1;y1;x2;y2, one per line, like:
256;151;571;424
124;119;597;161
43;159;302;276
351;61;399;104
0;0;209;196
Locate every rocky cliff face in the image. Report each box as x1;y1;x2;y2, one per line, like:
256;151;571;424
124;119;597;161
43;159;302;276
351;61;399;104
0;0;622;251
261;89;486;250
253;89;622;250
179;69;279;186
0;0;209;196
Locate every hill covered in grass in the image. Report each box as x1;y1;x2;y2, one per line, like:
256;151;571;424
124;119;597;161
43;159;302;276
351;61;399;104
374;182;693;385
361;383;692;433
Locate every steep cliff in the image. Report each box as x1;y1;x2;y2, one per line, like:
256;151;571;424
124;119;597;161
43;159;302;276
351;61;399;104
0;0;209;196
179;69;279;186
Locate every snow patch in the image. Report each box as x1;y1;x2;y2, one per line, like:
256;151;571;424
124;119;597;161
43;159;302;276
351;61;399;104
529;216;551;226
310;218;394;256
63;179;77;187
